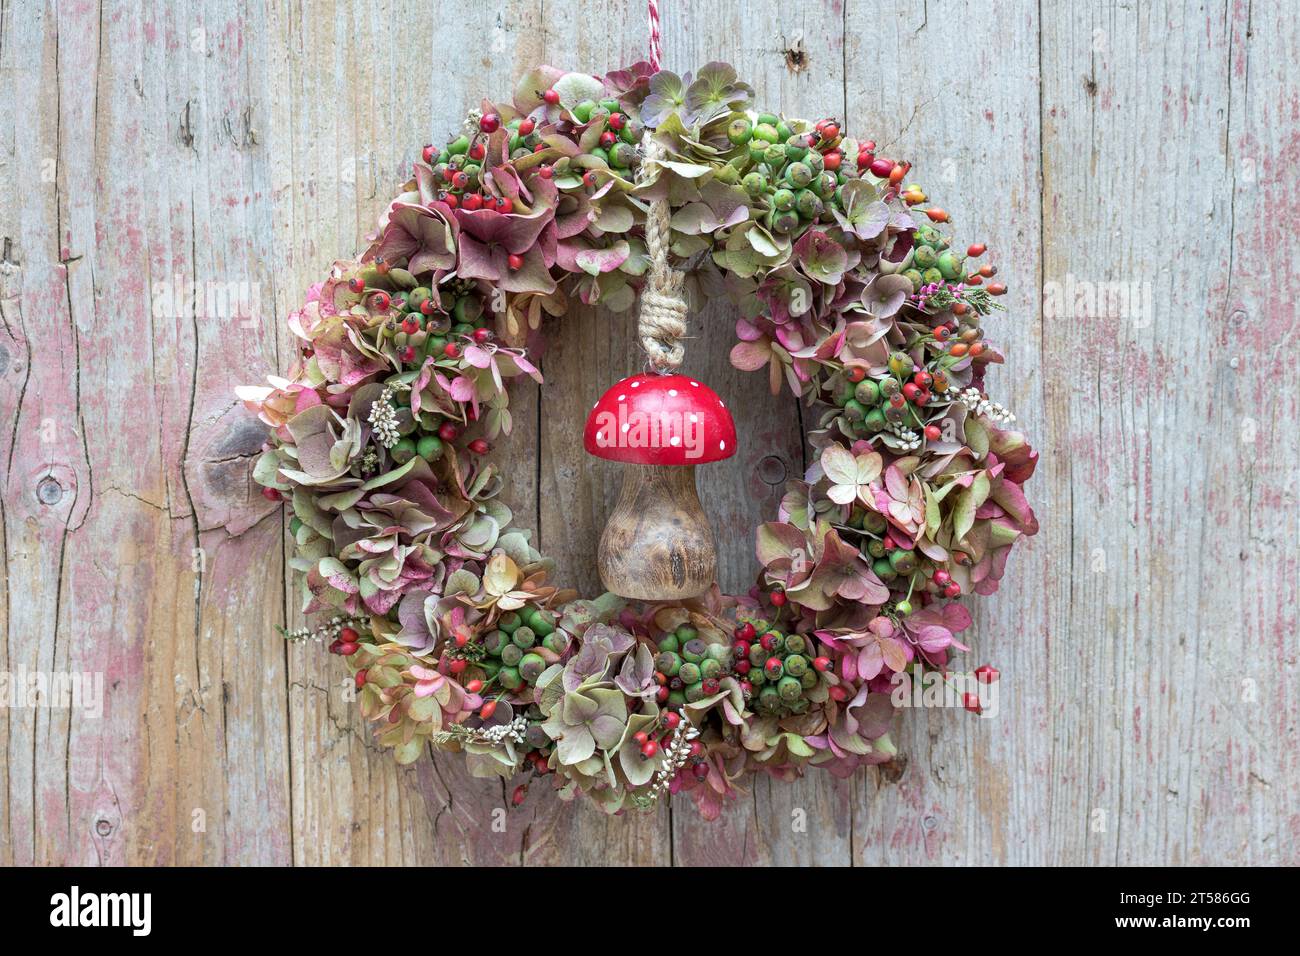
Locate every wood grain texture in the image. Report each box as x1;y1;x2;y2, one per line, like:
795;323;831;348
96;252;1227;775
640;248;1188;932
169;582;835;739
0;0;1295;866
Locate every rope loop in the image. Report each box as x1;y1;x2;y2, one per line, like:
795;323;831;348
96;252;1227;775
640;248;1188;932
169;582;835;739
637;138;687;373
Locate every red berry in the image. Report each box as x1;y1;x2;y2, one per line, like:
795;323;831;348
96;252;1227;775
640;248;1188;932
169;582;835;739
813;656;832;672
420;298;437;316
479;700;498;719
401;318;419;335
538;164;554;179
857;150;875;169
924;424;941;442
261;486;281;502
734;659;751;675
943;582;961;598
641;740;659;759
441;343;459;360
821;122;840;141
400;346;416;364
913;370;933;388
701;678;719;695
902;382;920;402
441;192;459;209
934;325;951;341
823;150;842;171
599;130;616;148
371;291;391;311
664;712;681;731
770;589;787;607
963;692;983;715
608;112;626;130
760;633;779;652
739;680;753;697
511;784;527;806
975;664;1000;684
479;113;500;133
461;192;483;211
733;639;751;657
518;118;536;136
738;621;757;641
347;277;365;293
466;679;483;693
828;685;849;702
438;422;460;442
468;142;486;161
451;170;469;190
933;569;952;586
845;365;867;383
693;762;710;779
765;657;783;674
421;144;437;164
656;686;670;703
339;627;359;643
582;170;598;188
338;641;359;656
355;670;367;689
507;253;524;271
987;282;1007;296
449;658;467;675
869;158;895;179
967;243;986;258
495;197;514;214
469;438;490;455
914;388;931;406
633;730;650;745
542;88;560;105
473;328;492;343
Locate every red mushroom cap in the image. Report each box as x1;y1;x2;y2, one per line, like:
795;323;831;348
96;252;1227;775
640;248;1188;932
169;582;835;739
584;373;737;465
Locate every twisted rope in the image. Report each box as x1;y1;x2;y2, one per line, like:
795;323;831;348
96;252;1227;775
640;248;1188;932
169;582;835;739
637;139;687;372
647;0;662;72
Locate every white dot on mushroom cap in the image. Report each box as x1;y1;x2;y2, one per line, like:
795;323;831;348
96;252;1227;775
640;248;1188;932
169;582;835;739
617;394;625;401
690;381;699;387
668;389;677;396
689;413;698;423
719;400;726;408
720;440;727;450
670;436;681;446
631;381;640;388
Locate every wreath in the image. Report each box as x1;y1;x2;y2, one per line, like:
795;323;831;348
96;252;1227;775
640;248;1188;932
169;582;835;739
238;61;1039;819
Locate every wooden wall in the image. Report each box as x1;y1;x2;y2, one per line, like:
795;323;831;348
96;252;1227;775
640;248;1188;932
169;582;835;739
1;0;1295;865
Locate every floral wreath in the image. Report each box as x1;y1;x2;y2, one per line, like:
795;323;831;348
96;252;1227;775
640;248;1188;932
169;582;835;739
239;61;1039;819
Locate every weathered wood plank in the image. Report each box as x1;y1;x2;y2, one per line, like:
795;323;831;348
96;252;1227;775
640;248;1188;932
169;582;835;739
844;0;1048;865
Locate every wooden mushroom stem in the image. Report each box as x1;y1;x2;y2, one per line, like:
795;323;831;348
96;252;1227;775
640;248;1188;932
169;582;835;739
597;463;717;601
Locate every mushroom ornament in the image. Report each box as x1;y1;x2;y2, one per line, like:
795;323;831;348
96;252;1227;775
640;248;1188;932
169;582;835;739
584;373;737;601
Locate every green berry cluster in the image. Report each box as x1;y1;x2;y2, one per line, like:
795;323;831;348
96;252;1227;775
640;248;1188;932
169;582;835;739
901;224;965;292
654;625;732;710
569;97;643;172
741;626;821;717
726;113;846;235
473;607;562;692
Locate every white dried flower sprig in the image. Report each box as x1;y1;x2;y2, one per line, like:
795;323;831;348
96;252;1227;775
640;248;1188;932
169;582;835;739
368;383;406;448
433;715;528;748
281;614;368;643
648;719;701;799
885;421;922;451
461;109;483;136
958;386;1016;426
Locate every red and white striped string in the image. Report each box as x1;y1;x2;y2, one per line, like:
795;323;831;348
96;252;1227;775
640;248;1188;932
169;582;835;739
647;0;662;72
